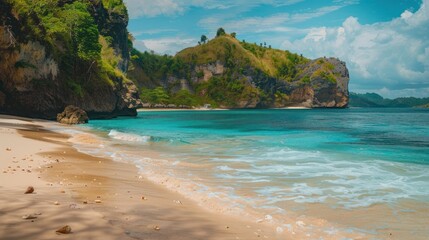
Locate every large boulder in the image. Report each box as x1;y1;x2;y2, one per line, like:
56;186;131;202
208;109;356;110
57;105;89;125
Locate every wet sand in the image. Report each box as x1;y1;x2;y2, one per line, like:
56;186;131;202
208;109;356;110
0;115;288;240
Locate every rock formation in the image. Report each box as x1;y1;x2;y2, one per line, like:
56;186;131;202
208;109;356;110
57;105;89;124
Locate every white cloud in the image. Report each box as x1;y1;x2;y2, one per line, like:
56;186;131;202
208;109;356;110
281;0;429;98
132;29;179;37
290;5;343;23
304;27;327;42
133;40;150;52
199;13;290;33
136;37;197;55
124;0;305;18
198;2;356;35
124;0;184;18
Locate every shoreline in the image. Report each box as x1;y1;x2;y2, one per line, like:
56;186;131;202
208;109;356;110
0;115;287;239
137;108;228;112
137;106;311;112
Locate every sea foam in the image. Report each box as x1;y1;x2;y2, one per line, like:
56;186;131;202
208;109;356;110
108;130;151;143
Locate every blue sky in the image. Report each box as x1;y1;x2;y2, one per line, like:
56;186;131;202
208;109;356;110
124;0;429;98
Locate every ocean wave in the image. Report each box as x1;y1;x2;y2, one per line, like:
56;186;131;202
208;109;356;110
108;130;151;143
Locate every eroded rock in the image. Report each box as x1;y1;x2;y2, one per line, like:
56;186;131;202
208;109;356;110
57;106;88;125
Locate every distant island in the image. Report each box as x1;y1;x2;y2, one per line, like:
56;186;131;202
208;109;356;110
350;92;429;108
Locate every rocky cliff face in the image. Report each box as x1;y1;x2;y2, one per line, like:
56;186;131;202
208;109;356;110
0;0;141;119
158;58;349;108
288;58;349;108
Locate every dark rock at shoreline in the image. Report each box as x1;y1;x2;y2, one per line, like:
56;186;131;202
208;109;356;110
57;106;89;125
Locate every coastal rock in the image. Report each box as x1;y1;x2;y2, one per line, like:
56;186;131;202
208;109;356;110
57;106;89;125
193;61;225;82
24;186;34;194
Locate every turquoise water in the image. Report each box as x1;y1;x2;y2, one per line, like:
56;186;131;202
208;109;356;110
81;108;429;237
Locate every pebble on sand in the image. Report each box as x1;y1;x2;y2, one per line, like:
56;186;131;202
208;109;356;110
6;147;11;151
25;186;34;194
153;225;161;231
56;225;72;234
95;199;102;203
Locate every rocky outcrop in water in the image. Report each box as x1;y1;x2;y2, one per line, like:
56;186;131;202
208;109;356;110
57;105;88;124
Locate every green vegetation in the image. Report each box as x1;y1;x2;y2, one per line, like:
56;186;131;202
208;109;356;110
139;87;207;107
101;0;127;15
130;49;192;82
7;0;131;97
310;60;337;83
170;90;199;106
200;35;208;44
216;28;226;37
63;2;102;61
140;87;170;104
11;0;101;61
177;35;308;79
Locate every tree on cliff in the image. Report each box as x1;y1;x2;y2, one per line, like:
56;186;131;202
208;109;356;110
200;35;208;44
216;28;226;37
62;2;101;62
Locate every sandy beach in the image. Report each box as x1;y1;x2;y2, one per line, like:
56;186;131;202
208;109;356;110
0;115;294;240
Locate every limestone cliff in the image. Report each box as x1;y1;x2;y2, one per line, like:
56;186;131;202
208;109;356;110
0;0;141;119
